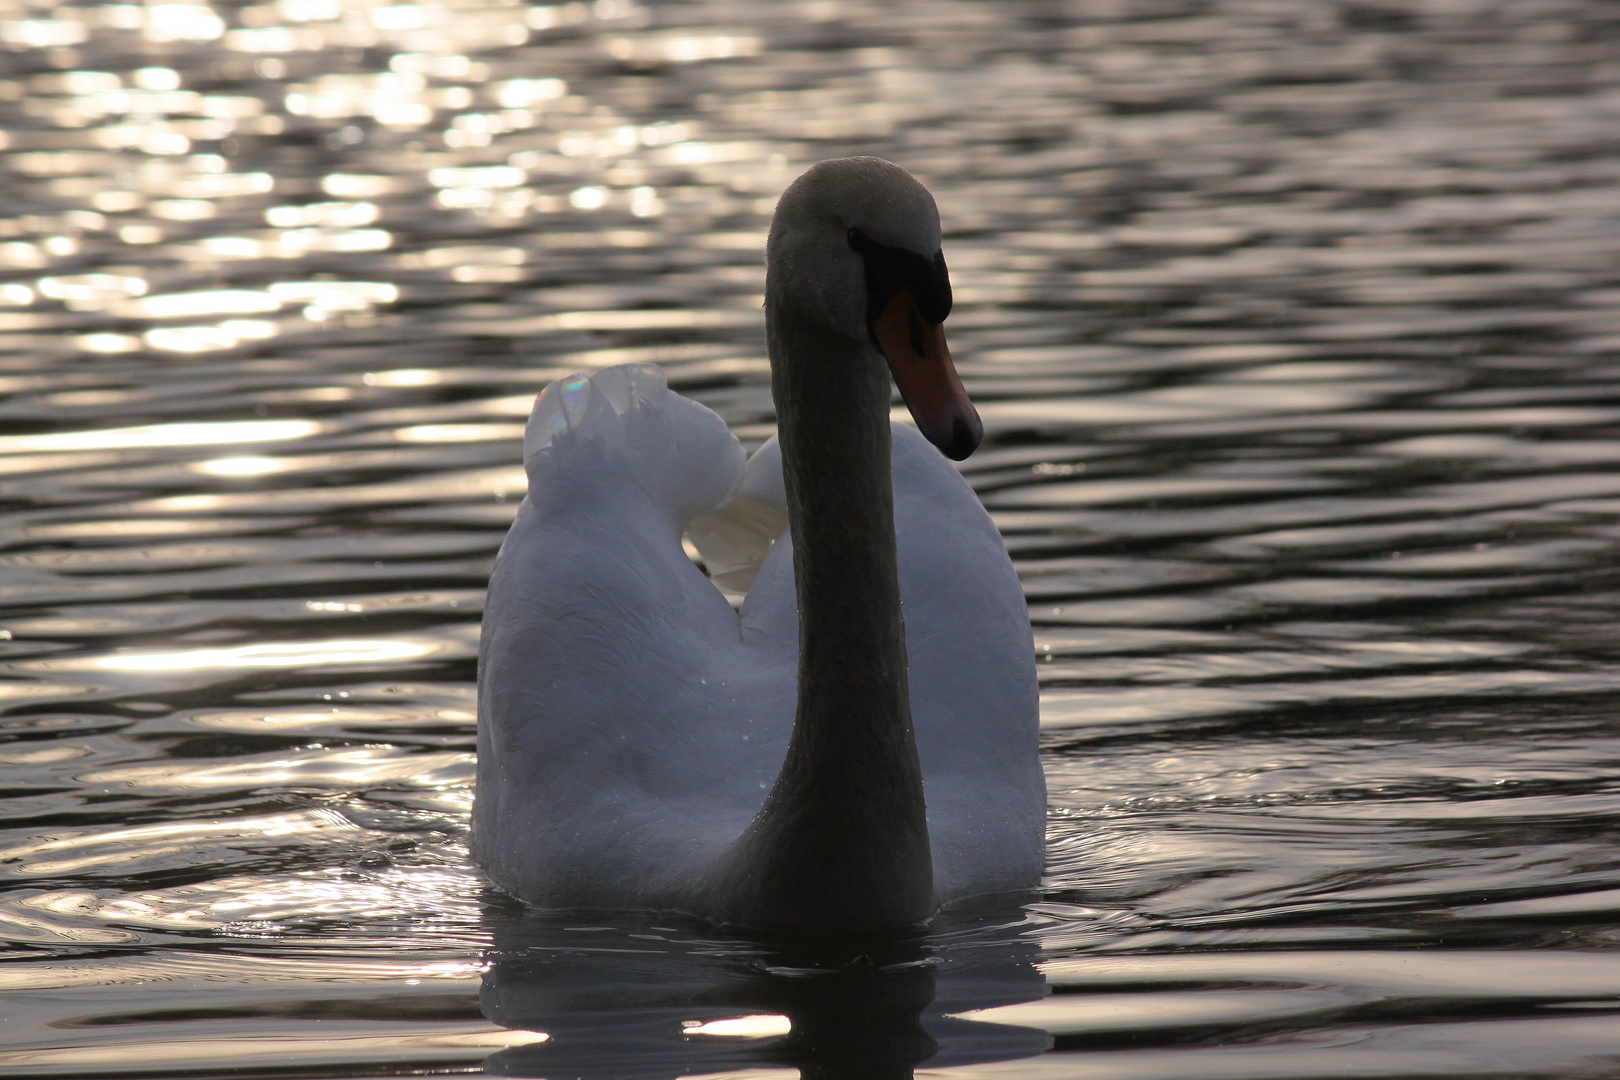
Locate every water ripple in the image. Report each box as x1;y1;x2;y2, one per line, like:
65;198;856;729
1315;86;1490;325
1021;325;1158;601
2;0;1619;1076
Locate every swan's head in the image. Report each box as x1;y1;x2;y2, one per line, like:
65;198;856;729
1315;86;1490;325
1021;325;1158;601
766;157;982;460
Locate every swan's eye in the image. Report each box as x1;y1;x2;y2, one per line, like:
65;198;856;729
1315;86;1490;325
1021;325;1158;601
847;227;869;252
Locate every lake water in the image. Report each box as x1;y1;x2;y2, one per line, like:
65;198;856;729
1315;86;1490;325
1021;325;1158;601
2;0;1620;1076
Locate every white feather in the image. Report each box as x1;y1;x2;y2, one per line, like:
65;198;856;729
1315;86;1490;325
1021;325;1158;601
473;363;1043;910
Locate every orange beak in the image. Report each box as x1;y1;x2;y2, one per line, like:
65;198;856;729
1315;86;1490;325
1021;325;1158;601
873;288;982;460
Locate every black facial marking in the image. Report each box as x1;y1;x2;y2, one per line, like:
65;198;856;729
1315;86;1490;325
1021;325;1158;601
850;230;952;341
907;310;925;358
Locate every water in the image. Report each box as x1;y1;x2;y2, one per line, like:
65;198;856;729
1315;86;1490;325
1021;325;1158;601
2;0;1619;1075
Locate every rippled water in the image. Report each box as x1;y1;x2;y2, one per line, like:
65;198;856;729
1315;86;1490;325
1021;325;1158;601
2;0;1619;1076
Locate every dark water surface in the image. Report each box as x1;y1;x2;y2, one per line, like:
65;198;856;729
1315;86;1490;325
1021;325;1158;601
3;0;1620;1076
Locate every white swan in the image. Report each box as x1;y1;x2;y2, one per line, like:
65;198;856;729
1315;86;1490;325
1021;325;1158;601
472;157;1043;932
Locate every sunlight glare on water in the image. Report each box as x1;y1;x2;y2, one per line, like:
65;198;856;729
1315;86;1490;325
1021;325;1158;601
2;0;1620;1077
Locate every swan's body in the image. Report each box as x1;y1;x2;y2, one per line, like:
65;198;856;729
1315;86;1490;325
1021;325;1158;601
473;158;1043;931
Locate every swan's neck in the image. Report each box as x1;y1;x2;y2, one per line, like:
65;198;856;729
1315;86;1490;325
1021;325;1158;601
713;304;933;931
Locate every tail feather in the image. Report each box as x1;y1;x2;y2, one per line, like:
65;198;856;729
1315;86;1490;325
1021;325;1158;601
523;363;744;528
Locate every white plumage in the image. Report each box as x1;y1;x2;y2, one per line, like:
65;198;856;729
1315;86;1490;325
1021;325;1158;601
473;158;1043;928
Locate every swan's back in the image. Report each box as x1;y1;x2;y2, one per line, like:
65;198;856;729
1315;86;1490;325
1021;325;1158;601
888;424;1044;899
473;366;794;906
473;365;1042;911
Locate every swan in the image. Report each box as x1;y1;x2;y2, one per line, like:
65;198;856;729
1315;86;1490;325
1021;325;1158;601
472;157;1043;932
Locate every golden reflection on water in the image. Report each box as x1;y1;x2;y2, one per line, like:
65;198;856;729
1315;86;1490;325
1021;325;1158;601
682;1015;792;1039
0;810;360;876
124;288;279;318
0;419;317;453
3;864;491;948
0;945;488;989
363;366;442;386
93;638;436;670
19;516;284;537
0;1030;548;1074
5;1;1620;1077
80;745;473;789
0;0;788;373
197;454;284;474
397;423;525;443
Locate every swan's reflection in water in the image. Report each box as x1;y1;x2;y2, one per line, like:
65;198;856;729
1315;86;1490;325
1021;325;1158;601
478;898;1050;1079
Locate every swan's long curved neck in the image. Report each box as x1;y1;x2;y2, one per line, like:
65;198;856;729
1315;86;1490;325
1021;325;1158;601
709;304;934;932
